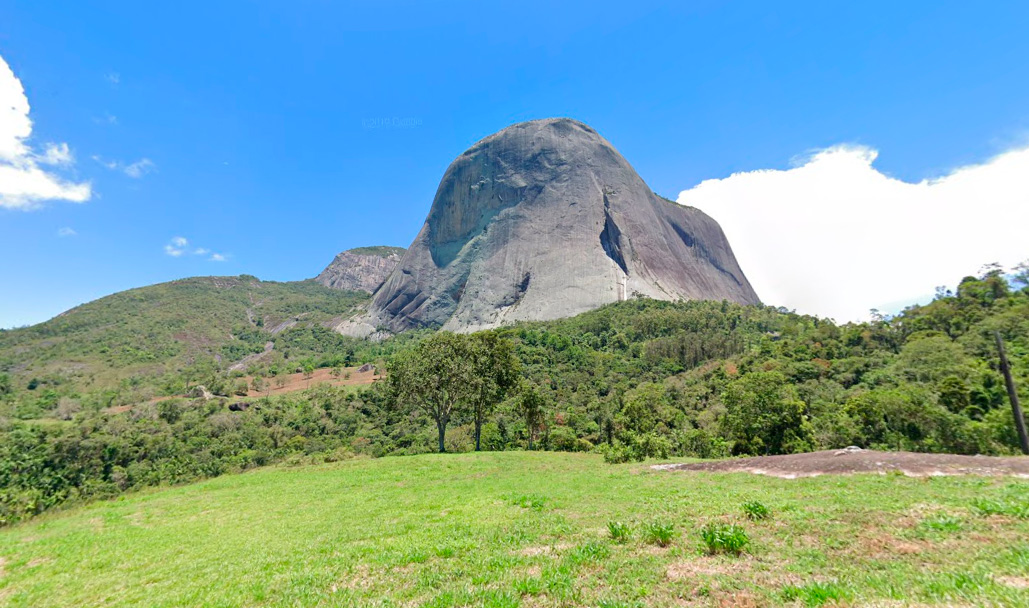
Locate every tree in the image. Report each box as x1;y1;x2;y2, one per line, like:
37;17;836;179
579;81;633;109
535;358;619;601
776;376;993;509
0;372;11;396
302;361;315;388
467;331;521;451
387;332;474;453
720;371;812;455
519;384;547;450
1013;259;1029;290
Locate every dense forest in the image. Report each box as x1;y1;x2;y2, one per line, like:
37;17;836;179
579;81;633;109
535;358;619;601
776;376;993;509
1;266;1027;525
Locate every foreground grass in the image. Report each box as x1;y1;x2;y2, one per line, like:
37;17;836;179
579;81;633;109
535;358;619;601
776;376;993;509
0;452;1027;607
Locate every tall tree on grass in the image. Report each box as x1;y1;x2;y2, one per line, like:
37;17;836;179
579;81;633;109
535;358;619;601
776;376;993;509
468;331;521;451
519;384;547;450
387;332;474;453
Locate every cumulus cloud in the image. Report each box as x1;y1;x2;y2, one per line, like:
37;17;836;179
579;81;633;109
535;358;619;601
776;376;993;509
0;54;92;210
92;155;156;178
677;144;1029;322
164;236;227;261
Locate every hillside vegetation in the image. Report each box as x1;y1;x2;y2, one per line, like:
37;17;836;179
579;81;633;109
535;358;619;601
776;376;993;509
0;267;1027;524
0;452;1026;607
0;276;370;392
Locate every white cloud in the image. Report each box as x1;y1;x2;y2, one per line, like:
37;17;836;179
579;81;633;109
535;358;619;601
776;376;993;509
57;227;76;237
124;158;155;178
164;236;188;257
92;113;118;126
105;72;120;85
93;155;156;178
0;54;92;210
677;144;1029;322
164;236;227;262
38;142;74;166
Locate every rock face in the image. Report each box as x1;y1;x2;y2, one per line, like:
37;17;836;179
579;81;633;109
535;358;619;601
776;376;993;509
315;246;405;294
349;118;759;335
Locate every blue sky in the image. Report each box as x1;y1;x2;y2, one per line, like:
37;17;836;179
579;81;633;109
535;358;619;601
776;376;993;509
2;1;1029;327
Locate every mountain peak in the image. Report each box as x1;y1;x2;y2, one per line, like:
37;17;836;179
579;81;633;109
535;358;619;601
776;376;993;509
344;119;758;335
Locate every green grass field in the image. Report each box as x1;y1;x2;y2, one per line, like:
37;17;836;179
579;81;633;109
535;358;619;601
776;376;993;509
1;452;1027;607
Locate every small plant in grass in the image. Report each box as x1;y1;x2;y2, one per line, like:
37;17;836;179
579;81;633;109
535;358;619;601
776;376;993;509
643;520;676;547
742;500;771;520
781;581;850;607
513;577;543;596
607;520;632;543
508;494;549;510
919;514;963;533
700;522;749;556
971;496;1029;519
568;541;610;565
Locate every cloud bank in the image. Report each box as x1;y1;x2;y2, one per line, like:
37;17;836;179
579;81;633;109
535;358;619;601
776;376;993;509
677;144;1029;322
0;54;91;210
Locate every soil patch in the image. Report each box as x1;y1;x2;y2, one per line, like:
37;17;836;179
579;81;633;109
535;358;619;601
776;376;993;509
653;448;1029;478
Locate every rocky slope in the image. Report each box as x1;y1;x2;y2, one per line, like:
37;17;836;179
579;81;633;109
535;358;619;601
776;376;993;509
344;118;759;336
314;246;405;294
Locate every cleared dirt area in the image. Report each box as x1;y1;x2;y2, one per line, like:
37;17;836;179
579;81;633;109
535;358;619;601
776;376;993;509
654;447;1029;478
241;365;380;397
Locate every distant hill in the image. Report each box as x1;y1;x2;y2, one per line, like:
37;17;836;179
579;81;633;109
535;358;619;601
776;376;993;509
314;246;405;293
0;276;369;388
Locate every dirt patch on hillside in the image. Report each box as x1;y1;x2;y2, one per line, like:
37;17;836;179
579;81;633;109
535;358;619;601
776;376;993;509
243;366;380;397
653;448;1029;478
134;366;380;412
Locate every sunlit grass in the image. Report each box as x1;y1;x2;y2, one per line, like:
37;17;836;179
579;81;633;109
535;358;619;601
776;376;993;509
0;451;1027;607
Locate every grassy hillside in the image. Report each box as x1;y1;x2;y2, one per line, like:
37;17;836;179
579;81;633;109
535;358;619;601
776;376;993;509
0;452;1026;607
0;276;369;390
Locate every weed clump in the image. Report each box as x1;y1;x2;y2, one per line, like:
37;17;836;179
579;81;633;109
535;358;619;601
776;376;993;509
781;581;850;606
643;521;675;547
919;514;963;533
971;494;1028;519
742;500;771;520
508;494;549;510
567;541;610;565
607;521;632;543
700;522;749;556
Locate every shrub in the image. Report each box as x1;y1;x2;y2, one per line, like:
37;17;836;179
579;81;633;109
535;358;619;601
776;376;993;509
742;500;771;520
601;443;636;464
700;522;749;555
643;521;675;547
607;521;632;543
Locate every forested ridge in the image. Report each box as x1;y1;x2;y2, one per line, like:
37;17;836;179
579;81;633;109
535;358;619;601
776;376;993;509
1;266;1027;524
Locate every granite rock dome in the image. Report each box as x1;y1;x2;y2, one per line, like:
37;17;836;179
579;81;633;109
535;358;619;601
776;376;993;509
344;118;759;335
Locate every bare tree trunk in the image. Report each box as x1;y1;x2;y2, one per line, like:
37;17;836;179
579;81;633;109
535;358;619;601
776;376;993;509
474;420;482;451
437;420;447;453
995;331;1029;455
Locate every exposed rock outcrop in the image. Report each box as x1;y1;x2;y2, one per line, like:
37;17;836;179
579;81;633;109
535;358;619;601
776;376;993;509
346;118;759;335
315;246;405;294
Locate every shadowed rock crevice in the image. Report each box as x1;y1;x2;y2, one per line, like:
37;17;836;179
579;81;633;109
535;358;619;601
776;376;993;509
344;118;759;336
600;194;628;275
